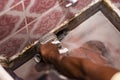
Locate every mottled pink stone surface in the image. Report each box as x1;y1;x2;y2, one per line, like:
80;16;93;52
0;0;93;57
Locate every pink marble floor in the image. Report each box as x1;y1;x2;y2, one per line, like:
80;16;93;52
0;0;93;58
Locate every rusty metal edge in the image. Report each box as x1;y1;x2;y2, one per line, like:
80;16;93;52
101;0;120;31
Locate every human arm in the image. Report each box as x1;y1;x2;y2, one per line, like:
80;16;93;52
40;42;119;80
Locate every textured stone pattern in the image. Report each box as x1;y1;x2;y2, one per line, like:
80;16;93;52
0;0;93;58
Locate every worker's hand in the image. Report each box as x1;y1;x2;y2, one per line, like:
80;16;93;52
38;41;119;80
40;42;60;63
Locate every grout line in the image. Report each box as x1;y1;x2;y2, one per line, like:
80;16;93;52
0;18;38;46
4;0;14;10
0;26;27;45
0;0;92;45
21;0;29;34
24;0;35;14
22;0;32;44
24;0;66;23
0;0;85;45
26;6;62;39
19;0;68;39
0;0;23;16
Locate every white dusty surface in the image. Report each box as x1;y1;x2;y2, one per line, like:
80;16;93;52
62;11;120;70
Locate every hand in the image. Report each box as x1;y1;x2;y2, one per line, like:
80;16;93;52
40;42;60;63
39;41;119;80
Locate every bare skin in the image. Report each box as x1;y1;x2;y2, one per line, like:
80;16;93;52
39;42;119;80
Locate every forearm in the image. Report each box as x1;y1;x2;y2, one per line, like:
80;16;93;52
82;59;119;80
48;54;87;79
48;54;119;80
40;42;119;80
